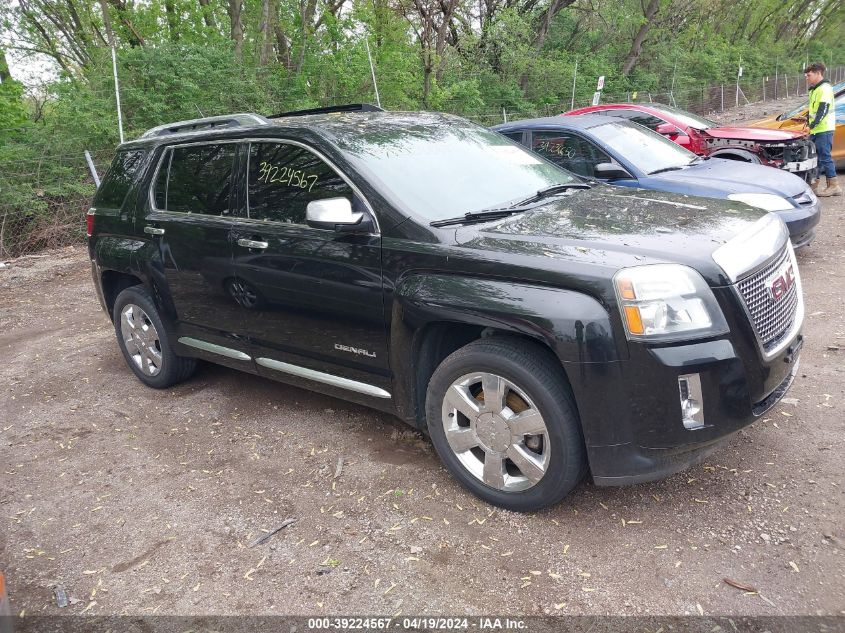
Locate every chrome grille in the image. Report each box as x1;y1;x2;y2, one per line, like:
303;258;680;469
736;247;799;351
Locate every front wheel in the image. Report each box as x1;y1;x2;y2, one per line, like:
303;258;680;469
426;337;587;512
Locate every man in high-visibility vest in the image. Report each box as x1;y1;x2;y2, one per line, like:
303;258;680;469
800;62;840;196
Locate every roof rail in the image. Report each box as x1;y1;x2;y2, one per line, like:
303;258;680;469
140;113;272;139
270;103;384;119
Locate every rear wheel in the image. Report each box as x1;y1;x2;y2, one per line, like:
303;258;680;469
426;337;587;511
113;285;197;389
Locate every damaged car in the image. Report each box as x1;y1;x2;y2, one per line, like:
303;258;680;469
565;102;818;181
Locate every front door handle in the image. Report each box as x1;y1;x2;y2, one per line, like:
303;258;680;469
144;226;165;235
237;238;268;249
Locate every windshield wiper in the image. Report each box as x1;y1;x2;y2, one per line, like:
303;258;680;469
515;182;591;206
429;183;591;228
648;166;684;175
430;208;529;228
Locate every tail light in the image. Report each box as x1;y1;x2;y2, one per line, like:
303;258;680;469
86;208;95;237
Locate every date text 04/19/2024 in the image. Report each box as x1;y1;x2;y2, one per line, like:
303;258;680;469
306;617;527;630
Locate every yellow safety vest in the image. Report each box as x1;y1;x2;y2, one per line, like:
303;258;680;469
809;80;836;134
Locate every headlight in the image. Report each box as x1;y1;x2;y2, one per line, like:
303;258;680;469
613;264;729;342
727;193;793;212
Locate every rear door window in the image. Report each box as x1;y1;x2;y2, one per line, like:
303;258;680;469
93;150;146;208
247;142;353;224
156;144;237;215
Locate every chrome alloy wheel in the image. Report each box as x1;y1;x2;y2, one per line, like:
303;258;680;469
120;303;163;377
441;372;550;492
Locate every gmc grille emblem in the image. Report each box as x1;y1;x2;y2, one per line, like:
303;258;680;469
766;263;795;302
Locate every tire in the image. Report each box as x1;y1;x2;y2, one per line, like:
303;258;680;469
425;337;587;512
112;285;197;389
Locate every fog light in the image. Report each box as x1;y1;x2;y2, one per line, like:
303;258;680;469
678;373;705;430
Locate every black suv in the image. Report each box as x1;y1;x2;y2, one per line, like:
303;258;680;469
88;106;804;511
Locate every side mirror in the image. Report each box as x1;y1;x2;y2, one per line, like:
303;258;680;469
594;162;633;180
655;122;678;136
306;197;368;231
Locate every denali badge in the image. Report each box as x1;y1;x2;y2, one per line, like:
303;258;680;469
766;262;795;302
335;343;376;358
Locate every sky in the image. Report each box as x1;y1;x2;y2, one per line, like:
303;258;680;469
2;0;60;88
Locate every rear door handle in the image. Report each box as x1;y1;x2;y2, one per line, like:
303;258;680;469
144;226;165;235
237;238;268;249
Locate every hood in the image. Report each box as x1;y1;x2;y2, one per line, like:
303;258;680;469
453;186;769;287
648;157;809;199
703;125;806;142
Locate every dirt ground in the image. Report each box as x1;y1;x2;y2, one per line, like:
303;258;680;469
708;94;807;125
1;107;843;619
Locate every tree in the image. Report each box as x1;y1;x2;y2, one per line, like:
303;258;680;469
621;0;662;77
402;0;462;105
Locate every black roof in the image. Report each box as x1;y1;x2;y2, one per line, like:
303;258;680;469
119;109;468;150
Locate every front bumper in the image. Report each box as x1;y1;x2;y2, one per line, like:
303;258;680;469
783;156;818;173
568;328;803;486
768;137;818;180
778;199;821;248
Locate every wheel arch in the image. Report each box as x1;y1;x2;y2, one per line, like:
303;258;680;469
389;274;624;429
709;148;760;163
101;270;145;322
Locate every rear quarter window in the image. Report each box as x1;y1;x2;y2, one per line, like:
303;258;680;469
93;150;146;208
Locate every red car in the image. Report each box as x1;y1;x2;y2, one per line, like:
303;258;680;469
564;102;818;181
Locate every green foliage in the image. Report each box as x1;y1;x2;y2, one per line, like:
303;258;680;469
0;0;842;256
0;77;27;130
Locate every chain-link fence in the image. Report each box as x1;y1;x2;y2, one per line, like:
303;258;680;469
1;63;843;260
0;148;109;260
488;65;845;125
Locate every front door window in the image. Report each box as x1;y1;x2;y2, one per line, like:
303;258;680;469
531;131;612;179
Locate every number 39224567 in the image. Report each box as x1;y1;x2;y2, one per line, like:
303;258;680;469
257;161;319;191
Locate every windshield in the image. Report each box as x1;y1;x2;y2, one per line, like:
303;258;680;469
649;104;718;130
332;115;578;221
783;101;808;119
590;120;698;174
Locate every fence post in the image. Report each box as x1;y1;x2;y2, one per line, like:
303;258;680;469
111;47;124;144
785;74;788;98
720;83;724;111
763;77;766;101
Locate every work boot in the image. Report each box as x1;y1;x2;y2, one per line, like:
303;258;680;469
818;176;843;197
810;176;825;193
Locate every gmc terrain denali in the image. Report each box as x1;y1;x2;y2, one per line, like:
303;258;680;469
87;106;804;511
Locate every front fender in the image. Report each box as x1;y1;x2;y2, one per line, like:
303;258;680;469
393;274;625;365
388;273;630;425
